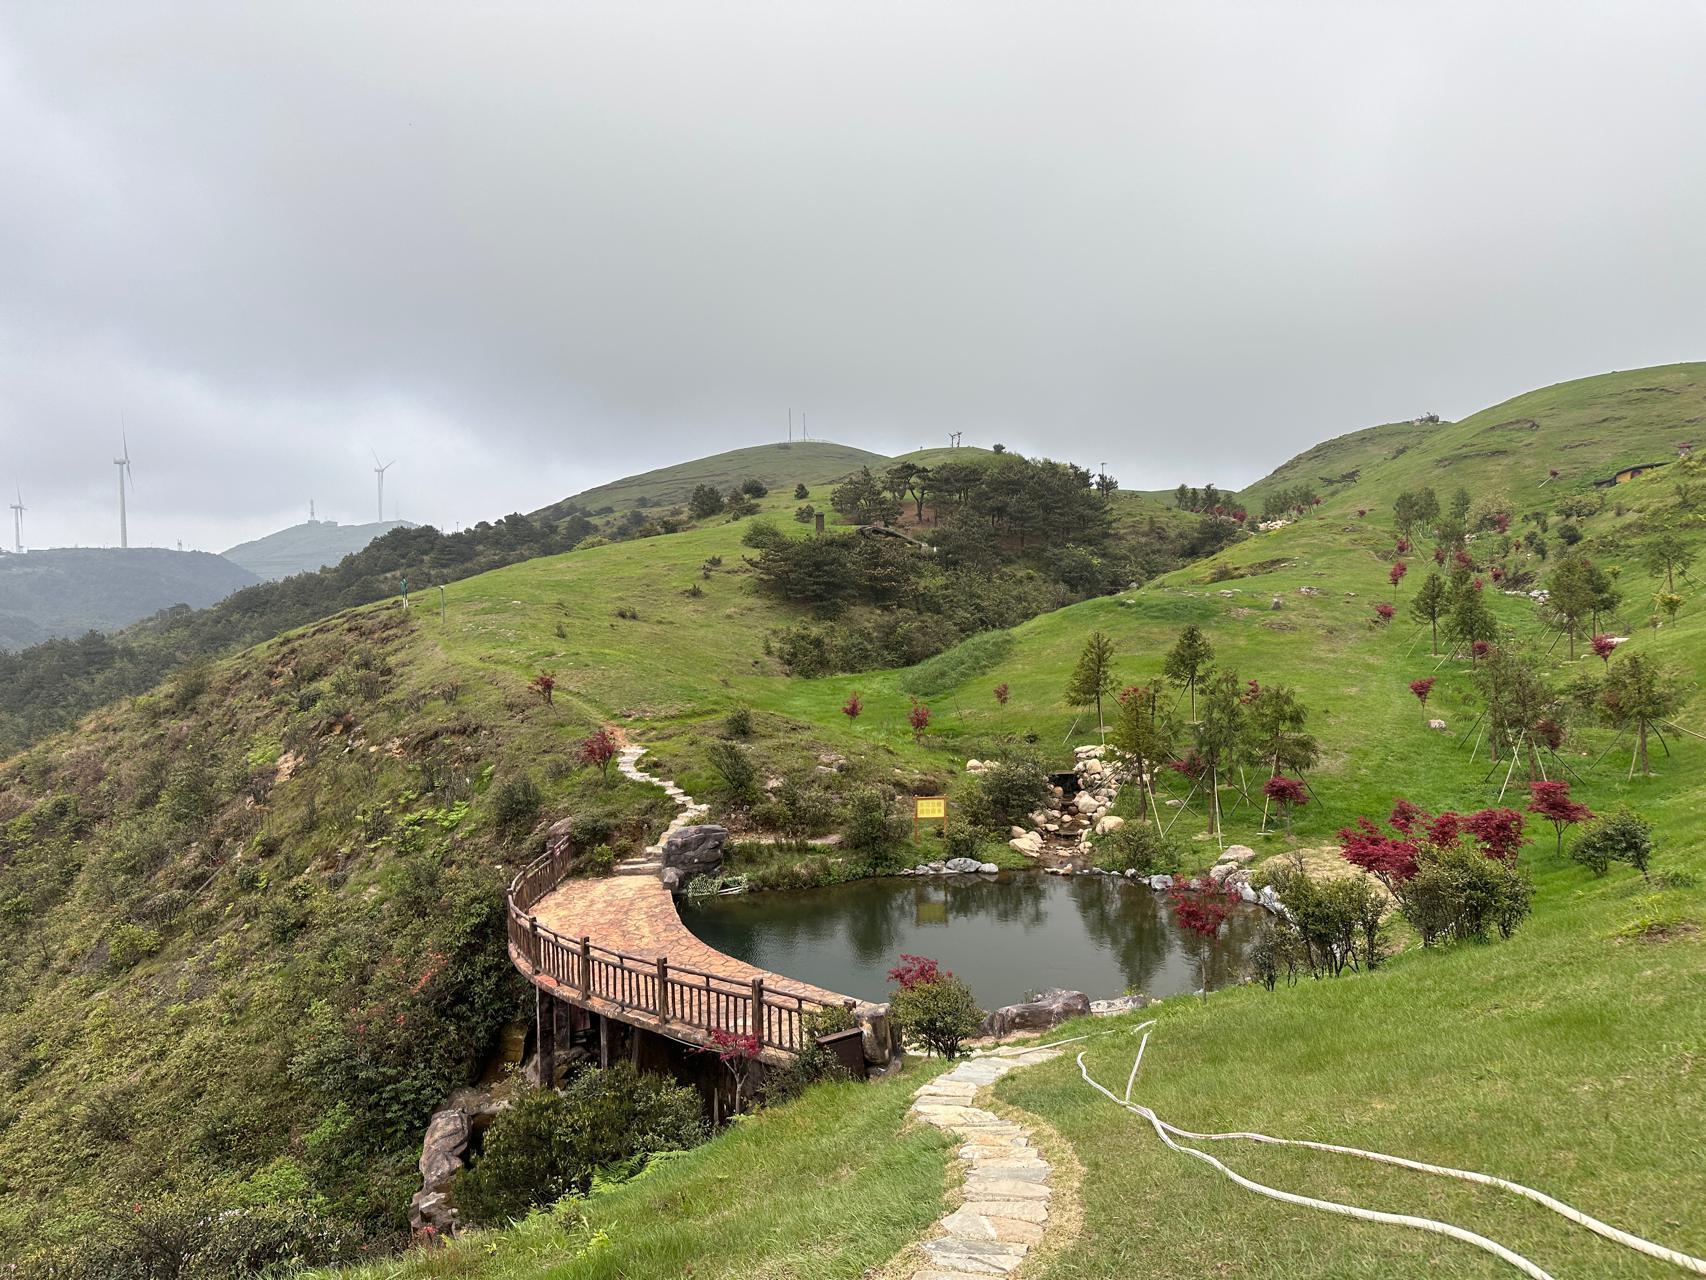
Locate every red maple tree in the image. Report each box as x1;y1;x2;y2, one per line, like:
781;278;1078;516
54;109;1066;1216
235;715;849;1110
529;671;556;705
841;690;864;720
1409;676;1436;719
1374;602;1396;623
1389;561;1409;592
578;728;620;785
1590;634;1619;665
1526;781;1593;856
1168;878;1242;1000
993;682;1010;706
907;698;931;742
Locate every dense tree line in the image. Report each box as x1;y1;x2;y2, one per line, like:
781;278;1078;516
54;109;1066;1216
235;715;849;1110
0;513;594;754
749;453;1239;677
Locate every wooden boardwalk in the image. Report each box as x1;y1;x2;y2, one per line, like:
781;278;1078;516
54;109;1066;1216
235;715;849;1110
507;848;862;1066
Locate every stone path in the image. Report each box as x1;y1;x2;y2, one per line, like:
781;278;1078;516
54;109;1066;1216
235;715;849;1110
906;1044;1065;1277
612;744;708;875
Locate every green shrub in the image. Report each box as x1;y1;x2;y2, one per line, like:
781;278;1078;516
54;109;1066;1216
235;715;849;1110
975;751;1049;828
1093;824;1179;876
1573;808;1656;881
106;923;163;973
705;740;759;806
491;775;542;832
14;1192;363;1280
843;787;905;855
943;818;983;860
452;1066;705;1225
723;706;754;738
890;974;984;1058
1403;843;1533;944
768;776;839;839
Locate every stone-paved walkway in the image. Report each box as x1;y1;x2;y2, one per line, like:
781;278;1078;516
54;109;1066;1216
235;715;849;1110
906;1044;1065;1277
612;744;708;871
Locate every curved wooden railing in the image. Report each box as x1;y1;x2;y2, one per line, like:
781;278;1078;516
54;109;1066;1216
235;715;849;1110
506;843;853;1057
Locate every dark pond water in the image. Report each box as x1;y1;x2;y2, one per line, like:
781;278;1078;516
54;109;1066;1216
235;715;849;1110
678;871;1262;1008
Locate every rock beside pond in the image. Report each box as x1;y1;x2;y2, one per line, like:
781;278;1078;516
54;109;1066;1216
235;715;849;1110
982;988;1091;1038
944;856;983;874
1221;844;1257;864
662;824;728;872
978;862;999;874
1091;993;1150;1017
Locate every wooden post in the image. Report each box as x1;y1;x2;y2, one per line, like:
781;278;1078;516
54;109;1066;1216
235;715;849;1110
535;987;557;1088
655;957;669;1021
598;1013;610;1069
579;935;592;997
750;977;765;1044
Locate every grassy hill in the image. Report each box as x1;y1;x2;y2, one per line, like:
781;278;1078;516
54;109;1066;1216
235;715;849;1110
0;547;259;651
3;364;1704;1276
1239;362;1705;516
531;440;886;522
222;519;417;581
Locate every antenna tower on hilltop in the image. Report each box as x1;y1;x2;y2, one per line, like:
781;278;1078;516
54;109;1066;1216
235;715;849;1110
371;450;395;523
9;487;23;553
114;431;135;548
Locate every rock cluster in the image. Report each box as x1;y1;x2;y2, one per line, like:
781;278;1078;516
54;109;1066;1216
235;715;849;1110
1006;744;1125;861
903;856;1000;876
657;824;727;890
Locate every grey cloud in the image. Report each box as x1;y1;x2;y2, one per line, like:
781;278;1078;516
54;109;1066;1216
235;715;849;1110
3;1;1704;550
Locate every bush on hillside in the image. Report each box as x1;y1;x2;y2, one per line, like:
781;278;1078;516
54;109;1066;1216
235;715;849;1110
843;787;907;856
452;1066;706;1225
14;1193;365;1280
1261;865;1388;976
491;774;542;832
974;750;1049;828
1403;843;1532;944
688;484;725;519
705;740;759;806
1572;808;1656;881
723;706;754;738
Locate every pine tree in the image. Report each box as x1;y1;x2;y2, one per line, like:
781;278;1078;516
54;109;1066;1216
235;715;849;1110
1065;630;1119;733
1410;571;1449;653
1163;625;1214;717
1600;652;1684;776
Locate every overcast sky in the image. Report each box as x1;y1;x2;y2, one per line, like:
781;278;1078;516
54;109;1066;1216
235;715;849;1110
3;2;1705;552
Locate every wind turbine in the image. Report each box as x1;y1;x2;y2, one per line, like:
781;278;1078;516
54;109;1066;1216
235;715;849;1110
8;487;23;554
115;433;135;548
371;450;395;524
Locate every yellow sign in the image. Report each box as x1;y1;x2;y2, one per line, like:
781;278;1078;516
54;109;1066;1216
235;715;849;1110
914;797;947;819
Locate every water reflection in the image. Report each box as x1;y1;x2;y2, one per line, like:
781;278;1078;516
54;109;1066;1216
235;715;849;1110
679;871;1261;1008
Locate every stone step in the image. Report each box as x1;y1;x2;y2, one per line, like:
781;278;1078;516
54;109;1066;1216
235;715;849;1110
613;860;663;877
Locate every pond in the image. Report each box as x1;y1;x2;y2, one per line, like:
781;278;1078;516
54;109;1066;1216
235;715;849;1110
678;871;1263;1009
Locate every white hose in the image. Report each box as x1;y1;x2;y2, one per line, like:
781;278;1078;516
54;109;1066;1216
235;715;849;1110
1080;1032;1706;1276
1078;1046;1555;1279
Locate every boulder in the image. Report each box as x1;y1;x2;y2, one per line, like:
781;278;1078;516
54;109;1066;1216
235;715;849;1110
1221;844;1257;864
1208;861;1236;884
1073;792;1100;815
1090;993;1150;1017
944;856;983;874
1010;826;1029;839
1429;718;1448;732
856;1002;895;1065
977;862;999;874
661;824;728;872
966;759;983;772
1146;873;1174;890
1237;882;1260;904
1224;868;1253;890
981;988;1092;1038
659;866;685;892
1094;815;1125;836
410;1106;473;1234
1259;885;1284;913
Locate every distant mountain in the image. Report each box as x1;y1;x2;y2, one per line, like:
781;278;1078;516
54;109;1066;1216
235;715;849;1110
0;547;259;650
222;518;417;580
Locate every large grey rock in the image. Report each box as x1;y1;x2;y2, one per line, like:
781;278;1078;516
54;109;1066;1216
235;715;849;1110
660;824;728;871
1090;993;1150;1016
981;988;1091;1039
857;1002;895;1065
411;1105;473;1234
945;856;984;874
1221;844;1257;864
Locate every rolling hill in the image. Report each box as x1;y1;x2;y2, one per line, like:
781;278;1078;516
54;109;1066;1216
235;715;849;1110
0;547;259;651
222;519;417;581
531;440;887;522
3;363;1704;1277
